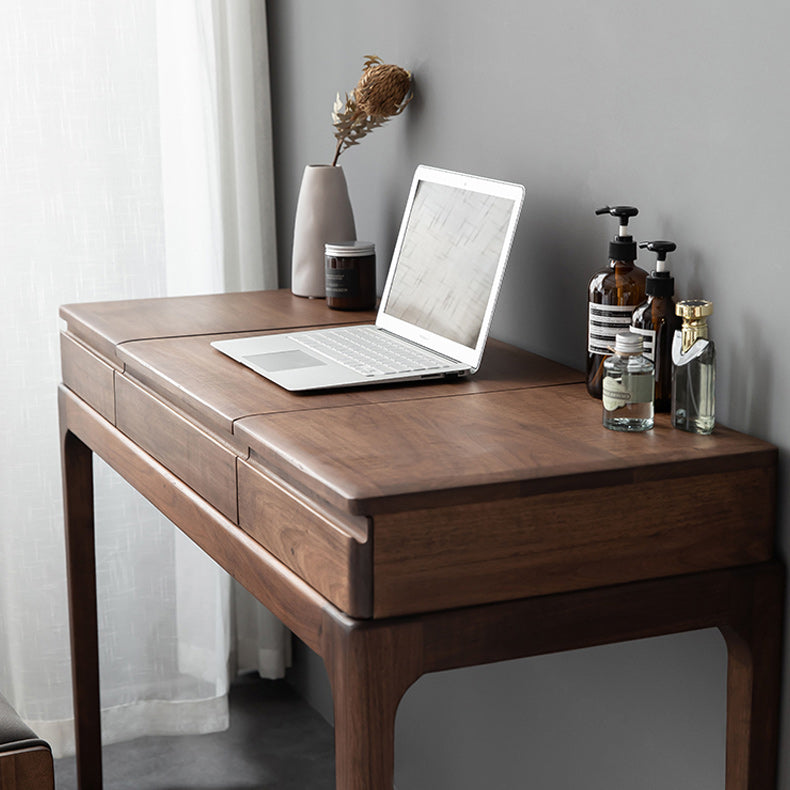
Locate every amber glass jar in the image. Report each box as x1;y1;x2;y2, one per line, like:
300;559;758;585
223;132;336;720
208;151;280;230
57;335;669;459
324;241;376;310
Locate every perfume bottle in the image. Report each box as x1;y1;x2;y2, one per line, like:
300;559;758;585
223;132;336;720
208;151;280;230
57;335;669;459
586;206;647;399
630;240;681;412
671;300;715;434
602;331;655;432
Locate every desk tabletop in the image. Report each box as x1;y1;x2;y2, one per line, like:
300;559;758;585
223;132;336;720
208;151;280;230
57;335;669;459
60;289;777;618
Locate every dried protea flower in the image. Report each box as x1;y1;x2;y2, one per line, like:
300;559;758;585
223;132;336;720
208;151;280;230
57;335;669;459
355;59;412;116
331;55;413;167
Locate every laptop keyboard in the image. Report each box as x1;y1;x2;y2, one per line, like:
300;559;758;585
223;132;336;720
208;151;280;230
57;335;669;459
290;325;453;377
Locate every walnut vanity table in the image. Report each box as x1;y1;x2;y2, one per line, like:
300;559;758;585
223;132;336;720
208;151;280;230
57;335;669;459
59;289;783;790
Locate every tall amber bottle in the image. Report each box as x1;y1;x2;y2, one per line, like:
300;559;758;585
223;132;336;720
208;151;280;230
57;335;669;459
586;206;647;398
630;240;680;412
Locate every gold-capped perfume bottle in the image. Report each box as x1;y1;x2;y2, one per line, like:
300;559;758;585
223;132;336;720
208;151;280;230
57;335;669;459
671;300;715;434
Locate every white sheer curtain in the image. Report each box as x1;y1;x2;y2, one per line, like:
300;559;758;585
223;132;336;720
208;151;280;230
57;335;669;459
0;0;284;759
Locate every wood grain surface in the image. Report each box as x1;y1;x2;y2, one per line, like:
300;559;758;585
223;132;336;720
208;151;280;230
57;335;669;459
235;382;776;514
59;289;376;363
60;385;329;653
116;331;582;437
115;374;240;522
58;289;783;790
60;332;118;423
0;745;55;790
238;459;372;617
372;466;774;616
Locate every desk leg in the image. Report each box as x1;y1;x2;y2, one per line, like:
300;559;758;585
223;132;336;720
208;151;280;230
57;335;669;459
61;428;103;790
722;562;784;790
323;614;423;790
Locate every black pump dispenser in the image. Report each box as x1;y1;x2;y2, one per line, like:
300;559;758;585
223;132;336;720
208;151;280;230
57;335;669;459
586;205;647;399
595;205;638;262
630;239;680;412
639;240;676;298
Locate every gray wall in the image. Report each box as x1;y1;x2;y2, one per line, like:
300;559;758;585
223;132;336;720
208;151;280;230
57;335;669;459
267;2;790;788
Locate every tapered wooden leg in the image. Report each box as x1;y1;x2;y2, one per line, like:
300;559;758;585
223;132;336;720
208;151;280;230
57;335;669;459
323;613;423;790
721;563;784;790
61;424;103;790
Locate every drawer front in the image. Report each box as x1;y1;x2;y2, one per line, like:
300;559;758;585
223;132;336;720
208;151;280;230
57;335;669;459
238;460;371;618
115;374;238;522
372;467;775;618
60;332;117;422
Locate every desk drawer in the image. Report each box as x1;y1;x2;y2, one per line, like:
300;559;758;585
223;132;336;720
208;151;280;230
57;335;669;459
115;375;238;522
60;332;117;422
372;466;775;617
238;460;371;618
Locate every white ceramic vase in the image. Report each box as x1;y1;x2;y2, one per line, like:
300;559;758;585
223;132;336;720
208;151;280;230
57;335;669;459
291;164;356;298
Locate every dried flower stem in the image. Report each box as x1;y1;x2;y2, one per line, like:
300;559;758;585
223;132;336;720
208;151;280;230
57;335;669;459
331;55;412;166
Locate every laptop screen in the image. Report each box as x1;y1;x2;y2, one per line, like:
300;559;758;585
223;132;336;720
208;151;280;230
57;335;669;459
379;177;521;351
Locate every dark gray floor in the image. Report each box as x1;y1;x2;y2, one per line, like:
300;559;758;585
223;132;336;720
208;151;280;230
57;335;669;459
54;676;334;790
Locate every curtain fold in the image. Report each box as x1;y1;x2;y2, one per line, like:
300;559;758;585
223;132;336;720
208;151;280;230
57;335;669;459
0;0;283;759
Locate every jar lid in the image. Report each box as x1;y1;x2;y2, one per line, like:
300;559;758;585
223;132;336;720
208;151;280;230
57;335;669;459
325;241;375;257
613;331;643;354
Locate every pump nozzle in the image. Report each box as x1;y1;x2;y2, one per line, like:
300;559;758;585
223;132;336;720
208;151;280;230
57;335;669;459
639;239;677;296
639;240;676;261
595;206;639;225
596;205;639;261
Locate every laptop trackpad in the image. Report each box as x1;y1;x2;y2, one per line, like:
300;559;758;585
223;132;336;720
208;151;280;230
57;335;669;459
246;350;326;372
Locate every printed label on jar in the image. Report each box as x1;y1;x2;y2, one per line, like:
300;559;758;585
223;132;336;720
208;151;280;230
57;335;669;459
588;303;637;355
630;326;656;361
325;267;360;298
602;374;654;411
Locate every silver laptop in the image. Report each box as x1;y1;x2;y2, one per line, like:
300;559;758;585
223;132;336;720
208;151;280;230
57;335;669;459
212;165;525;391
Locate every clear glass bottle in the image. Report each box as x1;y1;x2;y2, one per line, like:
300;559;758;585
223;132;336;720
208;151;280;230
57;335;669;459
602;331;655;432
586;206;647;399
671;300;715;434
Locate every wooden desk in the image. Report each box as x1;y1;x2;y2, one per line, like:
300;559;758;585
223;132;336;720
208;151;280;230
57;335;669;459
59;289;784;789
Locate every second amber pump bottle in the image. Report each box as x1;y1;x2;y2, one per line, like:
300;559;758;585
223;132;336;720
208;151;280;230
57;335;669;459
630;240;680;412
586;206;647;398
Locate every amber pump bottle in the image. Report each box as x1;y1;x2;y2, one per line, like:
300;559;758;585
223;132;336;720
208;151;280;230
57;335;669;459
586;206;647;398
630;241;681;412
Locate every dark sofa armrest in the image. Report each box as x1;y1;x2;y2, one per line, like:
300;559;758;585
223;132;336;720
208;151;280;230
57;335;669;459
0;692;54;790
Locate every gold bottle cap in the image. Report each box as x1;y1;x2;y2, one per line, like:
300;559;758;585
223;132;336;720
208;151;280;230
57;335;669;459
676;299;713;320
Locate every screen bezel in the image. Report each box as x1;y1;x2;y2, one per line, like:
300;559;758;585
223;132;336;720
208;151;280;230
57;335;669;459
376;165;525;372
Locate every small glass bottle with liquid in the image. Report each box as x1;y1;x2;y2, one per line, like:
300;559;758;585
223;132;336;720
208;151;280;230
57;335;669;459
671;300;715;434
602;331;655;432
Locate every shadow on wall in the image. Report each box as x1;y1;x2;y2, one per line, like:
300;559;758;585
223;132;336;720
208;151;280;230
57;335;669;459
494;196;595;371
723;314;772;438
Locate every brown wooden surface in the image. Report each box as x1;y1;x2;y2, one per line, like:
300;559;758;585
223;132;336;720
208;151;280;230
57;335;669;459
115;374;240;521
235;381;776;514
372;465;775;617
318;562;784;790
116;331;582;438
58;290;784;790
59;289;377;364
60;408;102;790
0;746;55;790
60;333;118;423
238;459;372;617
60;385;329;655
60;289;779;620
